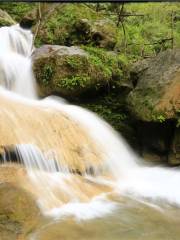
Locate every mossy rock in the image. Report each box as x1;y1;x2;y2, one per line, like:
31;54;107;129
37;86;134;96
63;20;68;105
0;3;36;22
34;3;118;50
0;183;40;239
0;9;16;27
127;49;180;122
33;45;126;100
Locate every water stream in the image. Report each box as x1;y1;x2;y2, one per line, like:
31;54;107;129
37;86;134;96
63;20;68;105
1;24;180;239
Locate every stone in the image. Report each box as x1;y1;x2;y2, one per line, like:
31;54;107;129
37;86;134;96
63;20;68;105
91;19;117;50
169;127;180;165
136;121;174;163
127;49;180;122
33;45;123;100
0;183;40;239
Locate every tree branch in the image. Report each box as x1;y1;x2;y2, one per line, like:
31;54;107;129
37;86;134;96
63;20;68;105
31;3;42;53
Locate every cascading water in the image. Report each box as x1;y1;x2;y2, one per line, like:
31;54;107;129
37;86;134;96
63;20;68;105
0;24;37;98
1;23;180;229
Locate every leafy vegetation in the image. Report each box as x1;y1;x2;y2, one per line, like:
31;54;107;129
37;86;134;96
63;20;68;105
58;75;90;90
0;3;36;21
41;65;54;86
94;3;180;59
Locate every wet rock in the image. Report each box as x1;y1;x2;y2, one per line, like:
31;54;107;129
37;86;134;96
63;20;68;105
136;121;174;163
169;127;180;165
127;49;180;122
0;183;40;239
0;9;16;27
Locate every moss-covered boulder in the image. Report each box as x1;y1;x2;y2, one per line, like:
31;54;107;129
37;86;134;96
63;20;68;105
33;45;125;100
0;9;16;27
127;49;180;165
0;183;40;239
34;4;118;50
127;49;180;122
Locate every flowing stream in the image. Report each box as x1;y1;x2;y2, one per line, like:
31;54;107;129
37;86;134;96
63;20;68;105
1;24;180;239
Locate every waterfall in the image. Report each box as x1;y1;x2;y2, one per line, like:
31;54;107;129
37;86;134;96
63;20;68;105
1;24;180;220
0;24;33;56
0;24;37;98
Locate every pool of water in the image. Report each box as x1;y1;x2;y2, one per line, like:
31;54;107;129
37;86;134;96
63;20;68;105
30;197;180;240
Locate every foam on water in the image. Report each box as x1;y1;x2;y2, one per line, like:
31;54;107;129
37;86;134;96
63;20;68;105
45;196;117;220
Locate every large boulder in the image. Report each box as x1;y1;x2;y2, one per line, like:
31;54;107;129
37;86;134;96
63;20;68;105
127;49;180;165
0;9;16;27
73;18;117;50
127;49;180;122
33;45;124;100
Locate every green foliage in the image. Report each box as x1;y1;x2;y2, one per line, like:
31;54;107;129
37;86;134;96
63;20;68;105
80;92;130;133
36;4;98;46
0;18;13;27
0;3;36;21
1;2;180;59
83;46;125;83
85;103;127;126
153;114;166;123
177;119;180;128
106;3;180;58
41;65;54;86
176;110;180;127
57;75;90;90
66;56;84;69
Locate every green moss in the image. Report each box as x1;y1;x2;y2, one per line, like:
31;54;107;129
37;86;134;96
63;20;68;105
82;46;127;86
0;3;36;21
177;119;180;128
42;65;54;86
152;114;166;123
0;18;12;27
57;75;91;90
66;56;85;69
36;4;98;46
128;86;164;121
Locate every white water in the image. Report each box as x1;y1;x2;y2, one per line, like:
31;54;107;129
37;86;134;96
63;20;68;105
1;24;180;220
0;24;37;98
